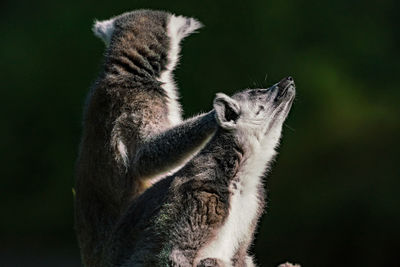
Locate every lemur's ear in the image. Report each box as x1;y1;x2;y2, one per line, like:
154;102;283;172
93;17;116;46
213;93;241;129
168;15;203;43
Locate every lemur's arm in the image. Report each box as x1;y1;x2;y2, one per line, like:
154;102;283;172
131;111;217;179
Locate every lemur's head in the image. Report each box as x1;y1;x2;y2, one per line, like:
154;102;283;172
213;77;296;147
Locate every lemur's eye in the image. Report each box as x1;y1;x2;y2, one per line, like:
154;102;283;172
256;105;265;115
249;90;258;96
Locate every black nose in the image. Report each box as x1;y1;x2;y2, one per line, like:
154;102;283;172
277;76;295;89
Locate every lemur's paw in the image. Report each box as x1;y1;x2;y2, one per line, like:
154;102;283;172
197;258;225;267
278;262;301;267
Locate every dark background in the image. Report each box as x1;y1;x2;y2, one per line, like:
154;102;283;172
1;0;399;266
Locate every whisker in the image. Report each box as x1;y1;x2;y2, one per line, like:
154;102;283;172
284;123;296;132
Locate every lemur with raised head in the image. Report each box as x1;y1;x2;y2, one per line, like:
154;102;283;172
107;78;296;266
75;10;217;266
76;9;298;267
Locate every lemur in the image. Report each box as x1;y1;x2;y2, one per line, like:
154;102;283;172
75;9;298;267
106;78;296;266
75;10;217;266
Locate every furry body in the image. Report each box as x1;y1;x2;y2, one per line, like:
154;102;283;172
75;9;297;267
75;10;214;266
107;80;296;266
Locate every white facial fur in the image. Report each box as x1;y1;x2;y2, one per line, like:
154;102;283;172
216;88;294;149
197;88;294;264
157;14;203;126
93;17;116;46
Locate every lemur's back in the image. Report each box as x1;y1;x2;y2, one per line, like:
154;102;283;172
75;11;171;265
75;82;169;265
75;10;211;266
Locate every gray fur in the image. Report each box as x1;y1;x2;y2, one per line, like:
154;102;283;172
75;10;215;266
106;79;296;266
75;8;296;267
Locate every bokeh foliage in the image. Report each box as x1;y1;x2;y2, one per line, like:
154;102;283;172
1;0;399;266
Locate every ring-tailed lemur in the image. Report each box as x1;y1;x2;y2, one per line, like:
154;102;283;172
75;10;217;266
106;77;296;266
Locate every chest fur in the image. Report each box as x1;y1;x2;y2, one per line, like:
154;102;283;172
196;151;268;264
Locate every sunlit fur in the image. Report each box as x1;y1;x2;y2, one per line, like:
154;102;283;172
157;15;202;125
93;17;116;46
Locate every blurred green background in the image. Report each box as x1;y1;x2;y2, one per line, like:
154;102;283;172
1;0;399;266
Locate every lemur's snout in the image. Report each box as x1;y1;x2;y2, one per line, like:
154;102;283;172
277;76;295;89
276;76;295;99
